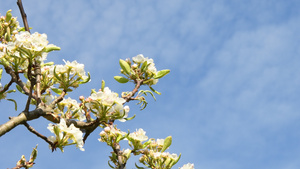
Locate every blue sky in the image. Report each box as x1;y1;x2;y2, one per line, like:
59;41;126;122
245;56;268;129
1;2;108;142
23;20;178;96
1;0;300;168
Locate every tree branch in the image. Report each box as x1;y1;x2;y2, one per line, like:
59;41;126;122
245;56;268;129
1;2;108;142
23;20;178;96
17;0;30;32
0;109;45;137
123;79;144;102
23;122;54;146
113;142;126;169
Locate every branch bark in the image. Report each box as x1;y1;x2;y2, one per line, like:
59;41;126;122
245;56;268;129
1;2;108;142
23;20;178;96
17;0;30;32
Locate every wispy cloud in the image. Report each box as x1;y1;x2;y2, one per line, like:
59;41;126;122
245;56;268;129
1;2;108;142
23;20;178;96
1;0;300;168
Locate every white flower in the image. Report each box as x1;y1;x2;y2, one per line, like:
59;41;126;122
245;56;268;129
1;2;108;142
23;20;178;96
47;119;85;151
60;97;86;121
89;87;125;107
152;138;164;146
132;54;145;63
180;163;194;169
41;94;54;105
15;31;49;51
129;128;148;142
63;60;87;79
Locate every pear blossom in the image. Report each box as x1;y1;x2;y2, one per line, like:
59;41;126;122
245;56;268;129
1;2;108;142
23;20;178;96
47;119;85;151
128;128;148;142
41;94;54;105
63;60;88;79
88;87;125;106
60;97;86;121
98;126;126;142
132;54;145;63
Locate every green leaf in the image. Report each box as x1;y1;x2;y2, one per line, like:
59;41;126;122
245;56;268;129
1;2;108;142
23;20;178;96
101;80;105;91
119;59;131;75
149;86;161;95
53;66;62;81
154;69;170;79
5;28;11;41
18;27;26;32
161;136;172;152
124;114;136;121
7;98;17;111
51;88;63;95
173;153;181;165
16;85;25;94
108;161;115;168
140;61;148;72
5;10;12;22
44;45;61;53
135;163;146;169
53;126;60;140
0;68;3;80
114;76;129;83
29;145;38;163
142;139;152;149
7;89;16;94
43;62;54;66
79;72;91;84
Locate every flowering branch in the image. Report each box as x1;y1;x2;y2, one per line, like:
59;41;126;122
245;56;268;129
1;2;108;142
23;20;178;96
0;4;195;168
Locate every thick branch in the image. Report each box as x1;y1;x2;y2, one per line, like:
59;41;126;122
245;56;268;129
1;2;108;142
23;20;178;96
0;105;104;137
0;109;45;137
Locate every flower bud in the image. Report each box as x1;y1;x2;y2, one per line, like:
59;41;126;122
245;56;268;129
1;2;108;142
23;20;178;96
100;130;106;137
12;30;18;34
131;63;138;69
104;127;110;133
79;96;85;101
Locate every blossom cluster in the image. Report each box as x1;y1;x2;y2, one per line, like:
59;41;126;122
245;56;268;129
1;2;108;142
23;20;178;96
0;31;60;72
40;60;89;90
47;119;84;151
128;128;148;142
57;97;86;121
85;87;130;122
139;150;180;168
0;10;19;43
132;54;157;76
99;126;127;144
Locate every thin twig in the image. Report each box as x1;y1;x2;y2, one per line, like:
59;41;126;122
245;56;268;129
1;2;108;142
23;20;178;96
0;78;13;94
123;79;144;102
112;142;126;169
34;63;42;105
23;122;54;146
17;0;30;32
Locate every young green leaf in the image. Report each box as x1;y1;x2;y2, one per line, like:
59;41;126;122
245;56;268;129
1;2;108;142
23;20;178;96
101;80;105;91
154;69;170;79
7;98;17;111
29;145;38;163
79;72;91;84
150;86;161;95
5;10;12;22
161;136;172;152
124;114;136;121
44;45;61;53
119;59;131;75
114;76;129;83
51;88;63;95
